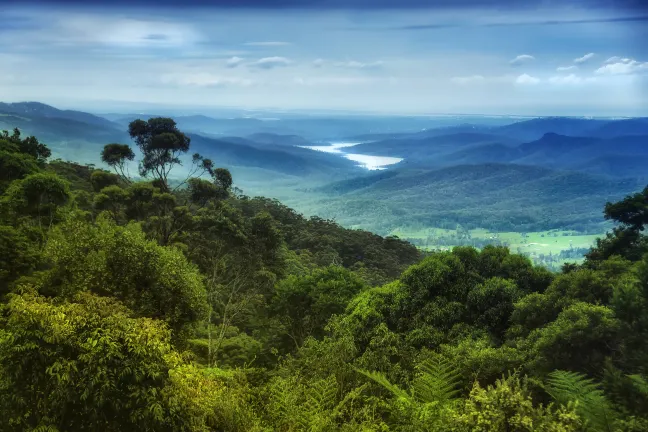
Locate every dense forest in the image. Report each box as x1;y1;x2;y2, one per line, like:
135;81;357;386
2;118;648;431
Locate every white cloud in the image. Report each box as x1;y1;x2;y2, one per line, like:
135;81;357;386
58;16;199;48
294;76;374;85
312;58;325;68
574;53;595;64
244;41;291;46
333;60;384;69
225;56;244;68
509;54;535;66
548;74;597;85
248;56;291;69
515;73;540;85
161;72;254;87
556;65;577;72
451;75;486;85
595;58;648;75
604;56;624;64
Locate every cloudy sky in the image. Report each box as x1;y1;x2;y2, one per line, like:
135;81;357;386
1;0;647;116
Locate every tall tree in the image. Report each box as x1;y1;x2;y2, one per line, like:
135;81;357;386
100;143;135;183
128;118;190;191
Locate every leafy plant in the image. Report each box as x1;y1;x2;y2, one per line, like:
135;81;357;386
546;370;617;431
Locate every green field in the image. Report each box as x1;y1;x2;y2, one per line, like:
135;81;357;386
389;226;603;269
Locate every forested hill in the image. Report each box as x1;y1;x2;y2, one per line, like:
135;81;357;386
3;120;648;431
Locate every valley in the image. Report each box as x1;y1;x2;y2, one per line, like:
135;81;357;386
1;101;647;268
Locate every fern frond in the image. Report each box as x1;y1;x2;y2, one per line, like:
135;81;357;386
353;367;413;404
412;355;462;405
304;376;338;413
628;374;648;397
297;375;338;431
546;370;616;432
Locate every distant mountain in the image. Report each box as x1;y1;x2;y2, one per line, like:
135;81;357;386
0;107;128;162
348;124;495;142
350;117;645;144
246;133;316;147
513;133;648;172
0;102;119;129
188;134;361;178
591;118;648;138
494;117;610;140
315;163;641;232
572;154;648;179
349;132;516;159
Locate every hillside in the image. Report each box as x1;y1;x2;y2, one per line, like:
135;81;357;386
188;134;361;178
315;163;641;233
349;132;517;158
3;125;648;431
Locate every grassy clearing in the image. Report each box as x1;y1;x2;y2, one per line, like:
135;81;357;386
389;226;603;269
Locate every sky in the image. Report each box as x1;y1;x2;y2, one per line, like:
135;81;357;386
0;0;647;116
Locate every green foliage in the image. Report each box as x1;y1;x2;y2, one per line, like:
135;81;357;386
0;291;261;432
272;266;367;350
2;128;51;162
355;353;462;407
0;148;39;192
2;130;648;430
2;172;70;230
522;302;620;374
467;277;523;338
128;118;190;190
0;225;40;296
546;370;617;432
43;215;208;338
452;373;582;432
101;143;135;182
90;170;120;192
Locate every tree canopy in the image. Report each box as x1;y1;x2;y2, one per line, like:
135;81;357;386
2;126;648;431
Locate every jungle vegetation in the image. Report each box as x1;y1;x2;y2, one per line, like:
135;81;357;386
2;120;648;431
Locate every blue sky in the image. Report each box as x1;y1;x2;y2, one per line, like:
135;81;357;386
1;0;647;116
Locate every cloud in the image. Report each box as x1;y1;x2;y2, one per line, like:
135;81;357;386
556;65;577;72
392;15;648;31
244;41;291;46
451;75;486;84
294;76;374;85
334;60;383;69
333;60;384;69
604;56;624;64
595;58;648;75
548;74;596;85
226;56;244;68
515;73;540;84
59;16;199;48
248;56;291;69
573;53;595;64
161;72;254;87
312;58;325;68
509;54;535;66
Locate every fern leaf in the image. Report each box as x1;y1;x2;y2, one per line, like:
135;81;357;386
412;355;462;405
546;370;616;432
353;367;413;404
628;374;648;397
297;375;338;431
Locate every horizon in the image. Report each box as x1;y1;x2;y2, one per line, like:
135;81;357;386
1;0;647;116
3;99;646;120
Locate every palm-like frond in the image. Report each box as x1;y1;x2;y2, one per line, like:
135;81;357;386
353;367;413;404
546;370;617;432
412;355;462;404
628;374;648;397
298;375;339;431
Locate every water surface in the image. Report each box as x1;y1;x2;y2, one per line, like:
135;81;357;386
300;142;403;170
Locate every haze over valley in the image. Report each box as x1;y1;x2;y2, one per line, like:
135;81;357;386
2;100;647;268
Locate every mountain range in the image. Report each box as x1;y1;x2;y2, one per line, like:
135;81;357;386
1;101;646;235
